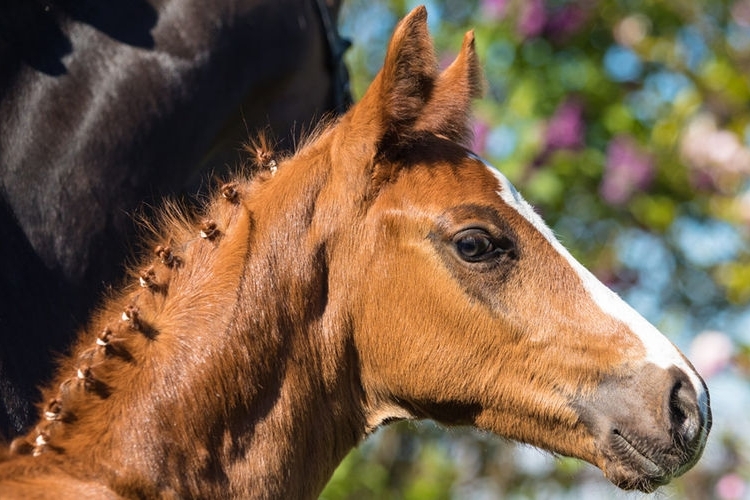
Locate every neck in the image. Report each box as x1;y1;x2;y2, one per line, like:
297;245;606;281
10;169;368;498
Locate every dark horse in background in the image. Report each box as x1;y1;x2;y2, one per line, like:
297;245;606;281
0;0;350;439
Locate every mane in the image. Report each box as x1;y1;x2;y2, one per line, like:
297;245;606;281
7;140;283;461
235;118;334;180
130;127;296;272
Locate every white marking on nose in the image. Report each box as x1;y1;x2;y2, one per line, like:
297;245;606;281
470;153;707;397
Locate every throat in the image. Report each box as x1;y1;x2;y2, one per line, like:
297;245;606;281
222;368;363;498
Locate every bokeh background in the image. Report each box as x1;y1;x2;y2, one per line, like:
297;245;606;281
322;0;750;498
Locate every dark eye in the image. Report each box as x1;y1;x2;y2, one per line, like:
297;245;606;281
454;229;500;262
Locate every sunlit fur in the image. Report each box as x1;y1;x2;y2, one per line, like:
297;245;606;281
0;7;708;498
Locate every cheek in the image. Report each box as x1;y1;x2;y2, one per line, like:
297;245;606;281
354;239;496;390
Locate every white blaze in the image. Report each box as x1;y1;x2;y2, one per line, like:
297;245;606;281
471;154;707;402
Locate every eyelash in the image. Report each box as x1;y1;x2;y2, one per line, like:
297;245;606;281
452;229;514;263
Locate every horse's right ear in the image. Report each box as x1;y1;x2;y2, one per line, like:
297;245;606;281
337;6;438;171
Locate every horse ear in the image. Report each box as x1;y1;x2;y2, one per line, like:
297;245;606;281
415;30;484;146
334;6;482;196
345;6;438;148
377;5;438;135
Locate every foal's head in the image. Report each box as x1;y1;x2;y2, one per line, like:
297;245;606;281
314;6;710;492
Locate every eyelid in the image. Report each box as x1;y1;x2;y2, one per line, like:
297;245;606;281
449;223;498;240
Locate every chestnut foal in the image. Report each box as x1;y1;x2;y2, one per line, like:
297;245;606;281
0;7;709;498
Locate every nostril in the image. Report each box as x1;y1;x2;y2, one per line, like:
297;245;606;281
669;379;700;446
670;382;687;425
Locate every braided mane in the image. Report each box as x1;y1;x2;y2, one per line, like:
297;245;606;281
8;140;281;461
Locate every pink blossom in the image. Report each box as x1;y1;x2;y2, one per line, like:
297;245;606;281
518;0;547;38
545;99;585;150
481;0;509;22
680;113;750;192
732;0;750;27
716;473;747;500
471;119;490;156
516;1;592;41
546;4;591;40
689;330;734;379
600;135;654;205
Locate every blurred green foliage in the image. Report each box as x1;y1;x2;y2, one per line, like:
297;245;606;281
325;0;750;498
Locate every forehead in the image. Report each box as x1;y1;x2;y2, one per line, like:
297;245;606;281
380;150;552;237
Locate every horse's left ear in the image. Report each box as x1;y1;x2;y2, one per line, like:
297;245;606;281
414;30;483;146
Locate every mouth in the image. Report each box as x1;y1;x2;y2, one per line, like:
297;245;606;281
575;363;711;493
607;429;674;492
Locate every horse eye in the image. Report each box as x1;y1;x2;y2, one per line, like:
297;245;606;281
454;230;497;262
